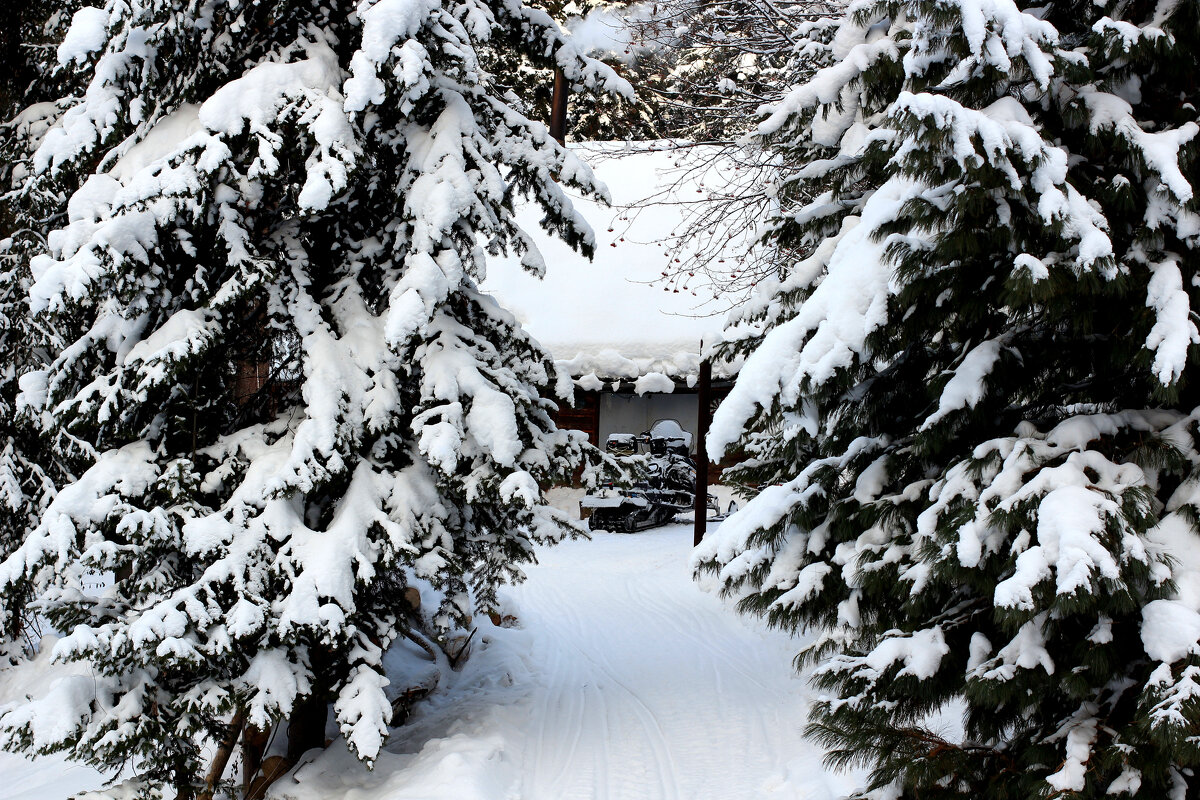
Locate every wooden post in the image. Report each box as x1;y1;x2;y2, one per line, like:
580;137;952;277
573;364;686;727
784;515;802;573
550;67;568;145
694;358;712;547
242;723;270;795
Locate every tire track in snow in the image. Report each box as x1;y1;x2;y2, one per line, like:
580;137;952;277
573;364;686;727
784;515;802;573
518;557;662;799
508;525;827;800
566;629;684;800
618;575;798;774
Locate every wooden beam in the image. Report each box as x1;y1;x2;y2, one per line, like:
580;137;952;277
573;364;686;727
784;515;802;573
550;67;568;145
694;359;712;547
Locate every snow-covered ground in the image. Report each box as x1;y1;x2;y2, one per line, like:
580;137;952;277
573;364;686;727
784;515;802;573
0;525;856;800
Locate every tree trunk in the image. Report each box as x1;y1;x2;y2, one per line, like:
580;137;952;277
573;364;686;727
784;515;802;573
245;756;294;800
550;67;569;144
197;709;245;800
247;647;332;799
174;759;196;800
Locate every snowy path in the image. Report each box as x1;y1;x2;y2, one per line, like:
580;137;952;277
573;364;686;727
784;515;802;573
511;526;842;800
0;525;855;800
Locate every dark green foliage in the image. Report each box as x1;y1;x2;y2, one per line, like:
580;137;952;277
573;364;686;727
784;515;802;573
698;0;1200;796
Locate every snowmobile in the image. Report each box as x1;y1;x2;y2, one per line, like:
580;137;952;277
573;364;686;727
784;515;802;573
583;419;719;532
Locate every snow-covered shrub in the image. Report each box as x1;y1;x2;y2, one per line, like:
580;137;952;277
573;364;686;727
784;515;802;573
0;0;628;795
697;0;1200;796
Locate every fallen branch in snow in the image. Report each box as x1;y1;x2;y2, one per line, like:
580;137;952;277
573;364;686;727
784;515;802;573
403;626;440;662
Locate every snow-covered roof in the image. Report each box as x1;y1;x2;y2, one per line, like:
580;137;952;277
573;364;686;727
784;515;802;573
482;143;741;391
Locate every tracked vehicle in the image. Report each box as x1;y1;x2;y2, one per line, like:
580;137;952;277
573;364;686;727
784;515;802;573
583;419;718;532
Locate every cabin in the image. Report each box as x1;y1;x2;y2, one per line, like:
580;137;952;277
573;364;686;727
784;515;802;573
483;144;742;456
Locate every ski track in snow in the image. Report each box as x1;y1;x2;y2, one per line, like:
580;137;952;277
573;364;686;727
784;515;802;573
0;524;855;800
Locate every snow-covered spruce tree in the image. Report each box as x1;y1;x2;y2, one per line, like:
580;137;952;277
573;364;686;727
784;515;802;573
0;0;627;796
697;0;1200;796
0;0;83;666
0;223;54;666
0;212;56;665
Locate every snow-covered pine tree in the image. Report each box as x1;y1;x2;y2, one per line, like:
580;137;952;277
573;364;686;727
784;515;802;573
0;0;627;795
697;0;1200;796
0;0;83;666
0;214;53;667
0;214;55;666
